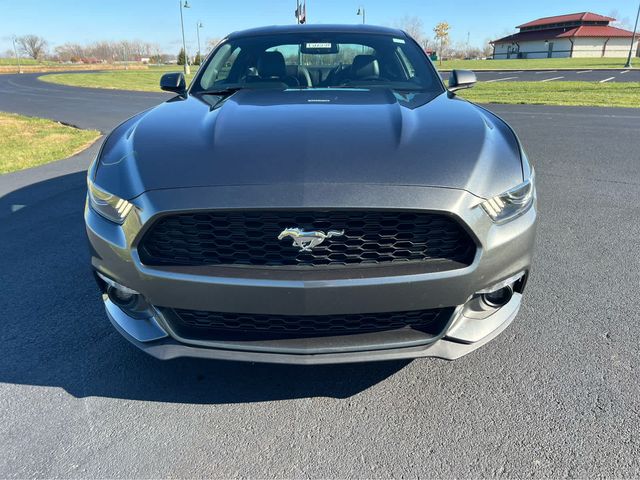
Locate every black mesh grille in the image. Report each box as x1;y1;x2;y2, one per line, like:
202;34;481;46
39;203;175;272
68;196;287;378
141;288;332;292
138;210;475;268
165;307;453;341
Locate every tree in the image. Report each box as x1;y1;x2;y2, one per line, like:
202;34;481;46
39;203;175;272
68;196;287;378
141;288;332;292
433;22;450;65
17;35;48;60
193;52;202;65
395;15;425;45
54;43;85;62
609;9;633;30
482;38;494;59
177;47;187;66
206;38;222;50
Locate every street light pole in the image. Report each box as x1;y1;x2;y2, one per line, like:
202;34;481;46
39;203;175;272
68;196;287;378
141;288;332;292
624;1;640;68
179;0;191;75
12;36;23;74
196;21;203;62
357;6;366;25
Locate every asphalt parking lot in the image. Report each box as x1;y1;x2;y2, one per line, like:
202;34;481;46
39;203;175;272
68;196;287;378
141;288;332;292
1;73;640;478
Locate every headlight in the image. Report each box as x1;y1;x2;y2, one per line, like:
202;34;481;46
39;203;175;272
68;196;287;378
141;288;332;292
481;169;535;223
87;178;134;224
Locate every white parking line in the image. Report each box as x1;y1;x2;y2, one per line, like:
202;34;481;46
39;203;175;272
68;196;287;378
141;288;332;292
484;76;519;83
620;70;630;74
541;76;564;82
576;70;592;74
600;77;616;83
536;70;557;74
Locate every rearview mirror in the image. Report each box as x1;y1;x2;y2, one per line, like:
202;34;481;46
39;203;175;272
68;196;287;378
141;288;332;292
160;72;187;94
300;42;339;54
448;69;476;92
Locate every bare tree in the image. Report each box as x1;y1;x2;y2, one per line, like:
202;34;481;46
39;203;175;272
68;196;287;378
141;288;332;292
55;43;85;62
609;9;633;30
16;36;175;64
206;37;222;50
394;15;426;45
482;38;494;58
449;41;468;59
17;35;48;60
90;41;116;62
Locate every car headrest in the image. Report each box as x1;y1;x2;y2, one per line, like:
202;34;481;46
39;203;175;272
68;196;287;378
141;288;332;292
352;55;380;79
257;51;287;79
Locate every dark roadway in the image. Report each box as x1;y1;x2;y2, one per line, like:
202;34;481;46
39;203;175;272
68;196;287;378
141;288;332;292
0;73;169;132
1;73;640;478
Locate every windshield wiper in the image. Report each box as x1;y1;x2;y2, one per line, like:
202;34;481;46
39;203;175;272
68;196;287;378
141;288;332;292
326;84;428;93
197;86;245;96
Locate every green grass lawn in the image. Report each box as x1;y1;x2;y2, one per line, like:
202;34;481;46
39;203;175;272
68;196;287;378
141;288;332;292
0;57;50;66
458;81;640;108
0;112;100;174
147;64;191;71
438;57;633;70
41;69;196;92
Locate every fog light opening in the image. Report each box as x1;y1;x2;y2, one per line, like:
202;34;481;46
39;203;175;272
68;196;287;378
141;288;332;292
107;285;138;309
481;285;514;308
96;271;153;319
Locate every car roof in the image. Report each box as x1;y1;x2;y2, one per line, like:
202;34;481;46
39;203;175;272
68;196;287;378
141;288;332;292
226;24;408;40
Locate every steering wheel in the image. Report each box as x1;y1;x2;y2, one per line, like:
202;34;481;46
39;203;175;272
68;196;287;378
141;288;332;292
325;63;344;85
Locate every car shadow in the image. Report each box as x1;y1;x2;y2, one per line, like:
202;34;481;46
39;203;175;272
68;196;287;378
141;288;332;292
0;171;409;404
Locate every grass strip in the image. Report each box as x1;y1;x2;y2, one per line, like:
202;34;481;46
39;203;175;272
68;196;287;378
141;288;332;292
0;112;100;174
458;81;640;108
41;70;196;92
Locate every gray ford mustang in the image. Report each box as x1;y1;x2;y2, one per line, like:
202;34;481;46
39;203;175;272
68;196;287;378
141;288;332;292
86;24;537;364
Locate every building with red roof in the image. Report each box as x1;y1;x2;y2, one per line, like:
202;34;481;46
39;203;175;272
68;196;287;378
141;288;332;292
491;12;639;59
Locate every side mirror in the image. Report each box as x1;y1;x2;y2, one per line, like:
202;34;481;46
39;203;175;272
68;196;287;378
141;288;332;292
448;69;476;92
160;72;187;94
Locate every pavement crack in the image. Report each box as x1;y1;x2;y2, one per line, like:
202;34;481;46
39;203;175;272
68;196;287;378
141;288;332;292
542;172;640;188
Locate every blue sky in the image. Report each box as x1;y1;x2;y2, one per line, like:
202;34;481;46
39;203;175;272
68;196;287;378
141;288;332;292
1;0;637;54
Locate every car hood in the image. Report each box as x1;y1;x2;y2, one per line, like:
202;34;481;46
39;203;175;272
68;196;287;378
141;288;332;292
95;89;524;200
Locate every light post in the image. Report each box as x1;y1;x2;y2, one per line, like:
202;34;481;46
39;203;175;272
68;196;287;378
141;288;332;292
196;21;204;64
295;0;306;25
12;36;22;74
624;1;640;68
179;0;191;75
123;43;129;70
357;6;366;25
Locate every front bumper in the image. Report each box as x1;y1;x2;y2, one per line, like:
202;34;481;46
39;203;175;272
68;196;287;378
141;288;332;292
104;293;522;364
87;183;537;364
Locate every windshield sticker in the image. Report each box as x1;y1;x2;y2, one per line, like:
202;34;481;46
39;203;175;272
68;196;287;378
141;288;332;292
393;38;406;44
305;43;332;49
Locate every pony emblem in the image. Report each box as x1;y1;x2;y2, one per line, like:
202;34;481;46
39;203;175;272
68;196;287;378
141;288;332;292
278;228;345;252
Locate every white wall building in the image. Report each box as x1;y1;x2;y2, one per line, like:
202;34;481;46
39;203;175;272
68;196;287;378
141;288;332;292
492;12;639;59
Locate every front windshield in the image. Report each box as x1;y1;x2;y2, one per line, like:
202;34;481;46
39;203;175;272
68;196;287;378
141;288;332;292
193;32;444;94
